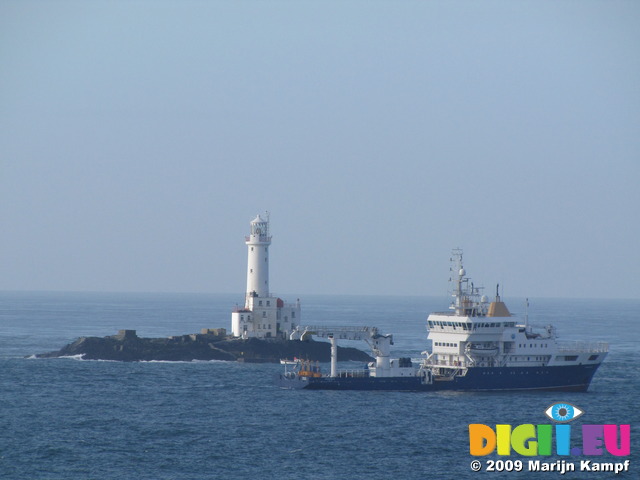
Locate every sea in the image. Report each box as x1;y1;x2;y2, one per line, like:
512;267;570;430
0;292;638;480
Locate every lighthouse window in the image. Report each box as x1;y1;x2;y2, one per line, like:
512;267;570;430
251;247;254;251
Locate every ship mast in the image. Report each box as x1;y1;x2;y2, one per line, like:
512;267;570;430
450;248;466;316
448;248;488;317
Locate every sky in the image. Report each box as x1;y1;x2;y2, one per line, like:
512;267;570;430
1;1;639;299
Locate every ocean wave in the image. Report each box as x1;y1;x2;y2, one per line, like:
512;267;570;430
58;354;87;360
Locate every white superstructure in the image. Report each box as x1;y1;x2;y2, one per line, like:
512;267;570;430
423;249;608;374
231;214;301;339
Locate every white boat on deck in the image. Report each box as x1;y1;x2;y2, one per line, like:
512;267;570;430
280;358;299;365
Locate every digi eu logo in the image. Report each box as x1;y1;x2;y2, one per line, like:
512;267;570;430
469;402;631;457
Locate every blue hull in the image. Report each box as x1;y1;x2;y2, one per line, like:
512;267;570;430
277;364;602;392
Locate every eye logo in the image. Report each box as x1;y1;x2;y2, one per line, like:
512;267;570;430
544;402;584;422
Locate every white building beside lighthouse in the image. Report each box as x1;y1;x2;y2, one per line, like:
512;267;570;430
231;214;301;339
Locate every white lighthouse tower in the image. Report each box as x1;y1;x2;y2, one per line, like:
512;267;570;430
245;214;271;299
231;214;301;339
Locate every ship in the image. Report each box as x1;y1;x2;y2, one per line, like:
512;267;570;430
277;249;608;391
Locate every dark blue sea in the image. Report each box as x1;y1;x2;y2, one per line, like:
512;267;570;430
1;292;638;479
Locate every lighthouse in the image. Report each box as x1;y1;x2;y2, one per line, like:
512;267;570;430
231;214;301;339
245;214;271;299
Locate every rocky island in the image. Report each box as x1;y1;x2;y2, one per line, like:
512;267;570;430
35;328;373;363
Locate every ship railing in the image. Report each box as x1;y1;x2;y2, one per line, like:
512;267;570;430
301;325;375;333
557;341;609;353
336;369;370;378
428;359;467;368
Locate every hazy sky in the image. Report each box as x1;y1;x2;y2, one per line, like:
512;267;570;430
1;1;639;299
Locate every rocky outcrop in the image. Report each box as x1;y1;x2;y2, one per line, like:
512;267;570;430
34;330;373;363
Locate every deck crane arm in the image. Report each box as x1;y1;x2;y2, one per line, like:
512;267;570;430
289;325;393;377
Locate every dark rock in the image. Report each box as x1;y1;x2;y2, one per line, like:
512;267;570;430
34;331;373;363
